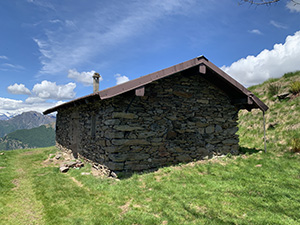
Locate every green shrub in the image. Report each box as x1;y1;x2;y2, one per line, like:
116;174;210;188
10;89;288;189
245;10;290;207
267;83;281;98
291;138;300;152
283;71;300;79
289;81;300;95
267;78;280;83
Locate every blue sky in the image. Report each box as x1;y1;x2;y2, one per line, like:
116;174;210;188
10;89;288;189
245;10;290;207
0;0;300;115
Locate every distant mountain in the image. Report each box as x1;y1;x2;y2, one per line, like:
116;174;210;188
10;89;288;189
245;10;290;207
0;124;56;150
0;114;10;120
0;112;17;120
0;111;56;137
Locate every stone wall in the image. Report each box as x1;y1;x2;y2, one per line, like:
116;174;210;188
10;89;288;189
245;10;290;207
56;72;239;173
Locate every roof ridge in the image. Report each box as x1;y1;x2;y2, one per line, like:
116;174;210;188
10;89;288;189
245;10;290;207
43;56;268;115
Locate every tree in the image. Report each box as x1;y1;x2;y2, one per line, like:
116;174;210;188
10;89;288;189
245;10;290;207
240;0;299;5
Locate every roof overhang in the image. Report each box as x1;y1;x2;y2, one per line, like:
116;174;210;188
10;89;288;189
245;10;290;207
43;56;268;115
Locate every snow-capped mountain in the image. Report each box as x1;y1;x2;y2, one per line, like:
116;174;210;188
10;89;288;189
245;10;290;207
0;112;18;120
0;114;9;120
0;111;56;137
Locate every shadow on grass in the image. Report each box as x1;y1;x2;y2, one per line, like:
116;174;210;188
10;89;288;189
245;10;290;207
117;148;263;179
239;147;261;155
116;167;159;179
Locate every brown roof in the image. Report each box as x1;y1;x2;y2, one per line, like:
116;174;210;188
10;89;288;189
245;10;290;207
43;56;268;115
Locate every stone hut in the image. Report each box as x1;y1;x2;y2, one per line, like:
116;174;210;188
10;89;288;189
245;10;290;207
44;56;268;173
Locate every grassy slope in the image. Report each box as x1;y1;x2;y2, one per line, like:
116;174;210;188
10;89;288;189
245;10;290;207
0;72;299;224
238;71;300;151
0;125;55;150
1;147;300;224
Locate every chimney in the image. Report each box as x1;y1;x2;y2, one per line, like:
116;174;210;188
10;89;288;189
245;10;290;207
92;72;101;93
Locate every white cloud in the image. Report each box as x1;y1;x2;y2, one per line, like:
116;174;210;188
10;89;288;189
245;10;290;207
67;69;103;86
0;97;23;111
286;1;300;12
25;96;46;104
2;63;24;70
7;83;31;95
27;0;55;10
33;38;48;49
249;29;262;35
49;19;61;24
0;97;64;115
270;20;287;29
0;55;8;60
34;0;196;74
115;74;130;85
3;80;76;115
221;30;300;87
33;38;52;60
32;80;76;100
65;20;76;28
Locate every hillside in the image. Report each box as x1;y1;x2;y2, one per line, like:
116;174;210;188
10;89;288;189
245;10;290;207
0;124;56;150
0;111;56;137
238;70;300;152
0;72;299;224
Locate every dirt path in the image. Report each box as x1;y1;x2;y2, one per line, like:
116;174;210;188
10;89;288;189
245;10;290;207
5;150;45;225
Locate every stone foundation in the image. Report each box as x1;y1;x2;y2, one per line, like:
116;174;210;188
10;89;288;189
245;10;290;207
56;72;239;173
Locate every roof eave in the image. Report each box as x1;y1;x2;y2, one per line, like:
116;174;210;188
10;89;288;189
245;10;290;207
43;92;101;115
250;94;269;112
199;60;268;112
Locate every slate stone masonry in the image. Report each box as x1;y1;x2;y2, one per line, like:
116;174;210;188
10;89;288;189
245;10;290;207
56;72;239;173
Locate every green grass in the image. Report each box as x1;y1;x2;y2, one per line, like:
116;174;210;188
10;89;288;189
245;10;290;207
291;138;300;153
1;146;300;224
248;71;300;101
267;83;281;98
289;81;300;95
0;71;300;224
0;148;55;224
239;71;300;152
